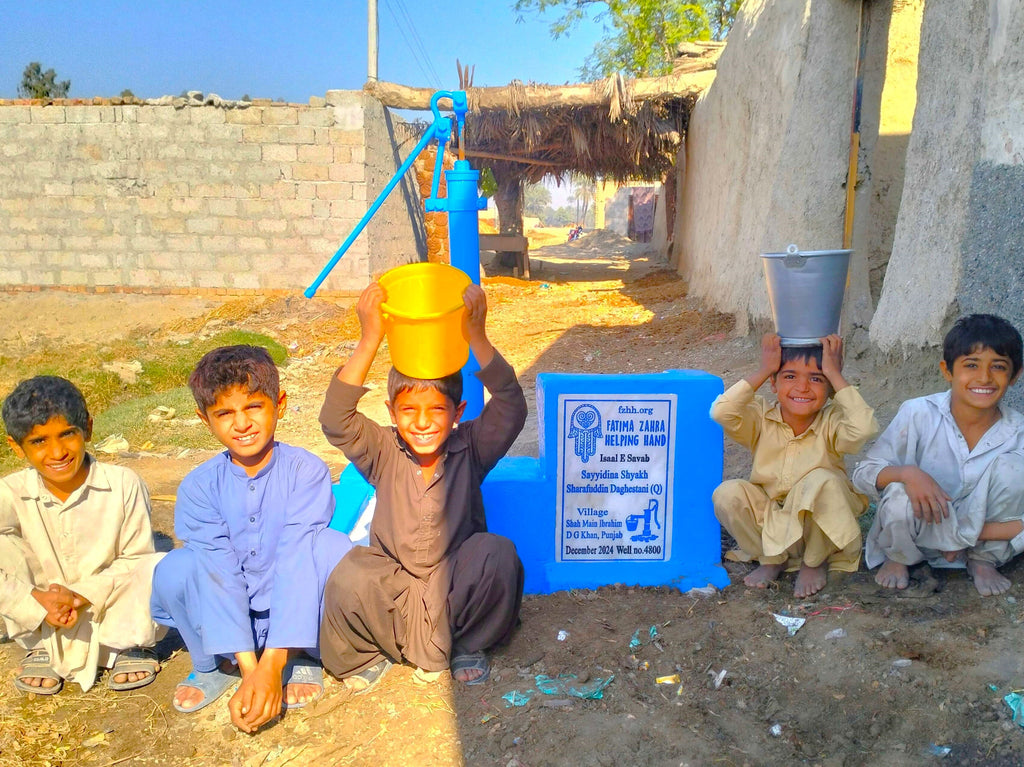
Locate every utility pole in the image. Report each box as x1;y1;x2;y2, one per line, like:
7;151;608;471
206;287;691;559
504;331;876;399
368;0;378;82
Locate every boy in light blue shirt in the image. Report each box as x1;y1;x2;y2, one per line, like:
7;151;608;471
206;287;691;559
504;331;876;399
151;345;351;732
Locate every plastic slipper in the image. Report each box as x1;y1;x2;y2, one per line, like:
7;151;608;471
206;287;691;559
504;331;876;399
282;657;324;709
450;651;490;686
173;667;239;713
14;648;63;695
343;659;392;695
108;647;160;691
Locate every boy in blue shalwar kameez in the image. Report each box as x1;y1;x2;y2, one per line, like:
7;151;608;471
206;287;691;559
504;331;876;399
151;345;351;733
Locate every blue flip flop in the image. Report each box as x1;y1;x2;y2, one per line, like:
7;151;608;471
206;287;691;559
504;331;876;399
173;667;239;713
282;657;324;709
451;651;491;686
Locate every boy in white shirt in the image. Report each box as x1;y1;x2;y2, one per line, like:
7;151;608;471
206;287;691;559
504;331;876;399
853;314;1024;596
1;376;162;695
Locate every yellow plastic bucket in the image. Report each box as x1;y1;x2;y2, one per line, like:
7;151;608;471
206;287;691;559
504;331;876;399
379;262;471;379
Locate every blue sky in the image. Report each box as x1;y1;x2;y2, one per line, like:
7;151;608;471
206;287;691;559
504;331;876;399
1;0;605;102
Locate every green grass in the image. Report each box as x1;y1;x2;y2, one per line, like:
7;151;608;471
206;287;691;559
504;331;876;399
92;386;221;454
0;330;286;474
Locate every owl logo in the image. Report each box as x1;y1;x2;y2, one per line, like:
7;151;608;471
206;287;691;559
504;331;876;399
568;404;602;463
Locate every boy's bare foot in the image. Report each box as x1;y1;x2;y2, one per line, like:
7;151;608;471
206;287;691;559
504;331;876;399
794;563;828;598
967;559;1011;597
743;563;784;588
875;560;910;589
942;549;965;563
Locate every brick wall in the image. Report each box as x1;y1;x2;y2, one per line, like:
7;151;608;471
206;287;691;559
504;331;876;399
0;90;425;294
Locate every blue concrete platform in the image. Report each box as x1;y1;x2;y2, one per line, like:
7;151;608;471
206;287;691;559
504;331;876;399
330;369;729;594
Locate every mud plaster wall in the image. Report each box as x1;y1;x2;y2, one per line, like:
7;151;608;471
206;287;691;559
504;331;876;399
0;91;423;293
674;0;862;332
870;0;1024;397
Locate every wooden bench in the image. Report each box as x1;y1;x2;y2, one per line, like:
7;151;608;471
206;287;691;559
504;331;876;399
479;234;530;279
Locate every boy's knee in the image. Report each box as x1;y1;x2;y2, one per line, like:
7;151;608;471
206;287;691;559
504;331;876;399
323;552;365;612
712;480;752;517
465;533;518;569
877;484;915;525
151;548;196;606
791;468;848;496
991;453;1024;497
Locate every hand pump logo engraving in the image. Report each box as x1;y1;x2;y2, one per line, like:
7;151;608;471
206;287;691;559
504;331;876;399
626;499;661;542
568;404;602;463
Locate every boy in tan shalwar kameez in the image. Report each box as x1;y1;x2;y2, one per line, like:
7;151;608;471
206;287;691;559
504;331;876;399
710;334;877;598
1;376;163;695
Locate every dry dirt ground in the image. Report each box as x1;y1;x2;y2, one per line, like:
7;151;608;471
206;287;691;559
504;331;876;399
2;231;1024;767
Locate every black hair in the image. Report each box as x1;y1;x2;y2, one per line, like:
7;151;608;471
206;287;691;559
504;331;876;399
2;376;91;444
387;367;463;406
943;314;1023;377
188;345;280;412
777;344;823;372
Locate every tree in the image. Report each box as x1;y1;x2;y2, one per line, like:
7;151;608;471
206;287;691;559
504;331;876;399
524;183;553;218
18;62;70;99
120;89;136;99
706;0;743;40
514;0;742;78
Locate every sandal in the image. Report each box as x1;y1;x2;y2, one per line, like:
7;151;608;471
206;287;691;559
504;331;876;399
108;647;160;691
343;659;392;695
14;648;64;695
173;666;239;713
282;657;324;709
450;651;490;686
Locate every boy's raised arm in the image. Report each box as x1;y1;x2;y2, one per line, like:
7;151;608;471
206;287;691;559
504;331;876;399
743;333;782;392
336;282;386;387
463;284;495;370
820;334;850;393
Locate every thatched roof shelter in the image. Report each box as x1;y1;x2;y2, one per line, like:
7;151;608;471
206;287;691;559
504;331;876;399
366;42;722;185
364;41;724;238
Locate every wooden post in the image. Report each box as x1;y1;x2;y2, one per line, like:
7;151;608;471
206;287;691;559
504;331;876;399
367;0;378;83
594;178;608;229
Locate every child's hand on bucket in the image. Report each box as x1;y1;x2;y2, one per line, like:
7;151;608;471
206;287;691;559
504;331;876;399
357;281;386;346
819;334;848;392
758;333;782;377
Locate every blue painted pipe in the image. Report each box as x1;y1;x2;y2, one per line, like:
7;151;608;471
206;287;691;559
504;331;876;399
441;160;488;418
304;89;488;417
303;119;444;298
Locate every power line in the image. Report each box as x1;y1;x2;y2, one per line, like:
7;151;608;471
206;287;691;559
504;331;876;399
382;0;442;88
391;0;443;86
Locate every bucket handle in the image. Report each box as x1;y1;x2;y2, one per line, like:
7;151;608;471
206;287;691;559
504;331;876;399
783;243;807;269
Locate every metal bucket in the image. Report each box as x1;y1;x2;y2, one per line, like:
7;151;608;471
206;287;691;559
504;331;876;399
761;244;851;345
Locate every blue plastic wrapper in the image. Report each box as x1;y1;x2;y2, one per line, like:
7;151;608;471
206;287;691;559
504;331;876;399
502;690;534;707
648;625;659;640
535;673;615;700
629;629;641;650
1004;692;1024;726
